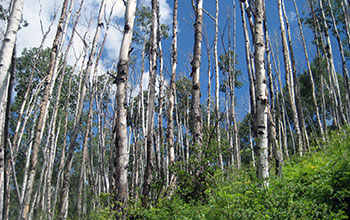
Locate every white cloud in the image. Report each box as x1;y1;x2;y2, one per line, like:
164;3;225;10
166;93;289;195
17;0;58;53
288;11;297;22
159;0;172;25
16;0;171;86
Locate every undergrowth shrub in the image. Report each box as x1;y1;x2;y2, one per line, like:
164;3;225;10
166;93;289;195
94;127;350;219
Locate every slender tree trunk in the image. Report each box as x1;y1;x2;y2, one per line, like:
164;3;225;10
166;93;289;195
230;0;241;169
293;0;324;139
270;36;290;158
277;0;303;157
190;0;203;154
213;0;223;170
0;1;24;216
254;0;269;187
319;0;347;125
282;0;310;152
3;43;16;220
77;83;95;220
11;12;57;153
327;0;350;122
142;0;158;208
204;30;212;139
167;0;178;198
112;0;137;217
309;1;328;133
21;1;71;218
156;2;164;180
57;1;104;218
240;1;256;135
264;11;283;177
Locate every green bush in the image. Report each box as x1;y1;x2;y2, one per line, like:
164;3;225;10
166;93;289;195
98;128;350;219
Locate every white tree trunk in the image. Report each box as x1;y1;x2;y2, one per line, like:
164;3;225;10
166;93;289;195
0;1;24;216
112;0;137;217
254;0;269;187
167;0;178;198
191;0;203;151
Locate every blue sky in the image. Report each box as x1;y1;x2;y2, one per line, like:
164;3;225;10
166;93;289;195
14;0;345;121
157;0;321;120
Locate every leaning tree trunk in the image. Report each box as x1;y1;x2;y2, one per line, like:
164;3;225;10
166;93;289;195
20;0;71;218
327;0;350;122
254;0;269;187
240;0;256;136
57;0;104;218
0;1;24;217
277;0;303;157
319;0;347;125
282;0;310;152
112;0;137;218
292;0;324;139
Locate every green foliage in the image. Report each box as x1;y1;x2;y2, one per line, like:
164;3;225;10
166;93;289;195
218;50;243;90
125;128;350;219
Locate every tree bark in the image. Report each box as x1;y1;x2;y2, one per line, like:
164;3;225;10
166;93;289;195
142;0;158;208
240;1;256;136
21;1;71;218
0;1;24;216
213;0;223;170
167;0;178;198
277;0;303;157
264;10;283;177
112;0;137;217
327;0;350;122
190;0;204;153
292;0;324;139
319;0;347;125
57;1;104;218
254;0;269;187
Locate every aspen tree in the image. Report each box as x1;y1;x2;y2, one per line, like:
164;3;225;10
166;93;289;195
309;0;328;132
230;0;241;169
327;0;350;122
142;0;158;208
264;7;283;177
3;43;16;220
213;0;223;170
270;37;289;158
292;0;325;139
203;30;212;138
167;0;178;197
319;0;347;125
0;1;24;216
156;0;164;180
254;0;269;187
254;0;269;186
240;0;256;135
58;1;105;218
282;0;310;152
77;3;114;218
112;0;137;217
20;1;72;218
190;0;204;151
277;0;303;156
